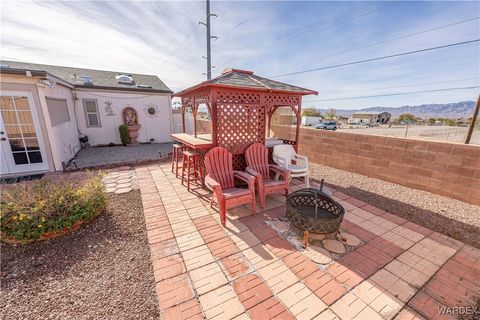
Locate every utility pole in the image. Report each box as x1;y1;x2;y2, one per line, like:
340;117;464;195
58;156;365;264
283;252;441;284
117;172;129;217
206;0;212;80
199;0;217;80
464;94;480;144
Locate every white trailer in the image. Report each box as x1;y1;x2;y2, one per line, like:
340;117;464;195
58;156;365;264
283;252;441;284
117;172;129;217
301;116;323;126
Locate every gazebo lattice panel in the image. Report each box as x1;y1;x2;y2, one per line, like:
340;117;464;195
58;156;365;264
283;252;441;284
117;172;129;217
232;154;247;172
216;103;265;155
216;90;261;105
265;94;300;110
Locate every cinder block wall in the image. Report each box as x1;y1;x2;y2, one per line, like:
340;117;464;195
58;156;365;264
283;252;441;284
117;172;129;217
272;125;480;205
196;119;212;134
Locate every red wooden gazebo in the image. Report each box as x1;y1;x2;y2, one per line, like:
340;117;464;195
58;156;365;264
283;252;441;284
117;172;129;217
173;68;317;170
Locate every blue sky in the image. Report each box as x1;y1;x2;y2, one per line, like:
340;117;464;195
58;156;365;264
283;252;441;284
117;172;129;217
1;0;479;110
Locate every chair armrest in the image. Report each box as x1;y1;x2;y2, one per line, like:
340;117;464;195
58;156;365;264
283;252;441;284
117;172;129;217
234;171;254;183
205;174;224;199
293;154;308;167
272;154;290;168
294;154;308;161
245;167;261;178
234;171;256;194
246;166;264;186
269;165;290;181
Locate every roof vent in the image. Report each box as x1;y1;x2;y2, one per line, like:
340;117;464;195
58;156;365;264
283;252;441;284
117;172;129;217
221;68;254;75
81;76;94;85
137;84;152;89
116;74;134;84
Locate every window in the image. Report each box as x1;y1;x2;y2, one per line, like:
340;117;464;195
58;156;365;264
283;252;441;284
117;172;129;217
83;99;101;127
46;98;70;126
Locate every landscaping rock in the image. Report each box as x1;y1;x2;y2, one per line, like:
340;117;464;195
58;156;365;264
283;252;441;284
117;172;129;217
1;191;158;319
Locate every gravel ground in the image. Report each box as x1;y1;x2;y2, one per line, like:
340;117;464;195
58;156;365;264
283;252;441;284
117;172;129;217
67;143;171;170
310;163;480;248
1;191;159;320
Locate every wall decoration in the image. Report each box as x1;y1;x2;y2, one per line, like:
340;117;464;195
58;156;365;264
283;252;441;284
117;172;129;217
104;101;115;116
122;107;139;126
144;103;160;118
122;107;141;144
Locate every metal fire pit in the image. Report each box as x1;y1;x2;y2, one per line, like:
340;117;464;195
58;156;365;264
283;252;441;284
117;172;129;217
286;181;345;247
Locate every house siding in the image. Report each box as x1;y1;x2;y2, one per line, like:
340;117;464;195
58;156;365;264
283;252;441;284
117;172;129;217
0;75;56;172
38;83;80;170
74;90;172;146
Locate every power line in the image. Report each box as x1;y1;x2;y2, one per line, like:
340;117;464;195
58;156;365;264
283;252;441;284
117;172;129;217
310;16;480;63
303;86;480;102
265;3;396;50
221;2;395;66
324;77;479;95
271;39;480;78
157;29;196;72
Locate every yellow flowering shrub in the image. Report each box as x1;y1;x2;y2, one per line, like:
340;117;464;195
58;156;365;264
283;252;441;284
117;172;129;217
1;172;107;242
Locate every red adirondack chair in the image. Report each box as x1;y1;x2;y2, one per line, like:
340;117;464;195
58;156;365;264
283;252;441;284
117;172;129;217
245;143;290;208
204;147;256;226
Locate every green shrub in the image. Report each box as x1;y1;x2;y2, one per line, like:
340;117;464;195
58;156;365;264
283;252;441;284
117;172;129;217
119;124;130;145
0;173;107;242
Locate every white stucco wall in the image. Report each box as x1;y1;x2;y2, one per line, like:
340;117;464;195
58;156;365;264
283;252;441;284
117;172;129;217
74;90;172;146
37;81;80;170
0;74;79;172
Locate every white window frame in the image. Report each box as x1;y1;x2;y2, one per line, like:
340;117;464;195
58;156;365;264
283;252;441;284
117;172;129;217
82;98;101;127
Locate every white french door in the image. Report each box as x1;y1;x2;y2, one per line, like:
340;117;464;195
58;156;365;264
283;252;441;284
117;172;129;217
0;91;48;175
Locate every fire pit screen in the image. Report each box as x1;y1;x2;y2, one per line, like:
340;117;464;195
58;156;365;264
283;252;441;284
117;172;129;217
286;186;345;246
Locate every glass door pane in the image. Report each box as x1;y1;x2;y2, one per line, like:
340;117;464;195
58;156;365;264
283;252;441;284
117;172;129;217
0;95;44;166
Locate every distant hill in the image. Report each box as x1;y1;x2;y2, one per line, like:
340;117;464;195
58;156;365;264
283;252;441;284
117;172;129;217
319;101;475;118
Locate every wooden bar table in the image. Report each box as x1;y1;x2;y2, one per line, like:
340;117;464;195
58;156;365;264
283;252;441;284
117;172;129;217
170;133;214;187
170;133;213;150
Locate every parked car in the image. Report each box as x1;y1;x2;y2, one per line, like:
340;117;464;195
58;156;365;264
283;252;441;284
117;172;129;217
315;121;337;130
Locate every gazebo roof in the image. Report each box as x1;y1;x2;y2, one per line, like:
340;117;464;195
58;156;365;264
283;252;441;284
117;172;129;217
174;68;318;96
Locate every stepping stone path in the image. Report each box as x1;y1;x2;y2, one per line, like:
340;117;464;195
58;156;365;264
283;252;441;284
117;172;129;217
338;232;362;247
305;246;333;264
322;239;347;254
102;168;138;194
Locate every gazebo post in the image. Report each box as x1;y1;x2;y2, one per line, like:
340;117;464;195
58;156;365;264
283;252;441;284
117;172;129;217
295;99;302;152
181;98;186;133
210;89;217;146
192;103;198;138
266;108;272;138
192;106;197;138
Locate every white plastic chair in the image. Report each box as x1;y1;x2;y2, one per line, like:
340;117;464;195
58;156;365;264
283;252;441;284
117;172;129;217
272;144;309;187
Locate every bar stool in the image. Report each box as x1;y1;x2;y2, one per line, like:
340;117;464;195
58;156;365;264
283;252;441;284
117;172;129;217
181;150;203;191
171;143;184;177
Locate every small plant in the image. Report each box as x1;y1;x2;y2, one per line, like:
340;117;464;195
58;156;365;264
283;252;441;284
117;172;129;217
119;124;130;145
0;172;107;242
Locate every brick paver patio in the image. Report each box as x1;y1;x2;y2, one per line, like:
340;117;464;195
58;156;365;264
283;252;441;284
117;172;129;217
136;163;480;320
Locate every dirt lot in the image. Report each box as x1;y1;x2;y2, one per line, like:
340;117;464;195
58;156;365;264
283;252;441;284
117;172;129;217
335;125;480;144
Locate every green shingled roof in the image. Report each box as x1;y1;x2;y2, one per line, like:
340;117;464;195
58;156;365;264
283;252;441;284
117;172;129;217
1;60;172;94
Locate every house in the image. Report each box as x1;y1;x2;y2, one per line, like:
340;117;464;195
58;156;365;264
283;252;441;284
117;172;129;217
349;111;391;124
0;61;172;176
